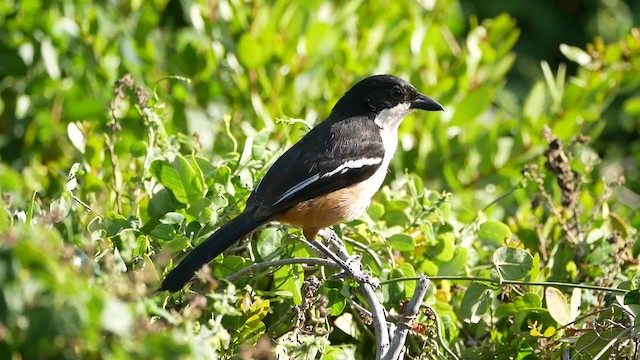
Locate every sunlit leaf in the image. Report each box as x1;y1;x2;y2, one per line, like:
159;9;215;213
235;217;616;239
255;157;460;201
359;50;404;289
273;264;303;305
256;227;282;260
493;247;534;280
460;282;493;323
327;289;346;316
545;287;573;326
479;221;511;246
67;122;86;153
388;233;415;252
150;155;206;204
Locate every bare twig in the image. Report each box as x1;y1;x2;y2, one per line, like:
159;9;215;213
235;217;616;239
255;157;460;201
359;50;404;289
345;296;373;319
384;276;431;360
317;229;390;358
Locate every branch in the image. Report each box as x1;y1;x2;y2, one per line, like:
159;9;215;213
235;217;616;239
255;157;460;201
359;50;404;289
316;229;390;359
226;257;338;282
384;276;430;360
242;229;431;359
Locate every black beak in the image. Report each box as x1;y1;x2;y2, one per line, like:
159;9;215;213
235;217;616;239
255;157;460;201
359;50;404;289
411;94;444;111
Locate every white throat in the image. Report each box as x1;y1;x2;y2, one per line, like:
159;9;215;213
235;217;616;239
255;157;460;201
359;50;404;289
373;102;414;165
373;102;413;130
357;102;415;210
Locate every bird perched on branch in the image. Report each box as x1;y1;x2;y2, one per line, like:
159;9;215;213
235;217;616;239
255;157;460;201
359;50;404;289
161;74;443;292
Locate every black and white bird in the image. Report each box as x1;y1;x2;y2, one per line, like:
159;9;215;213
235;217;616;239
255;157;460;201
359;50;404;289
161;74;443;292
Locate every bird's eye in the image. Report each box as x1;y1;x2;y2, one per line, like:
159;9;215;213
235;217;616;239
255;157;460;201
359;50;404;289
390;86;403;99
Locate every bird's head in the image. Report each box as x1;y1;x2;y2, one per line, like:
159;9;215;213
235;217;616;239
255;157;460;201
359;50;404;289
330;74;443;129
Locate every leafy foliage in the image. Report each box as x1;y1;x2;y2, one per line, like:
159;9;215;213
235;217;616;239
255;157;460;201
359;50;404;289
1;0;640;359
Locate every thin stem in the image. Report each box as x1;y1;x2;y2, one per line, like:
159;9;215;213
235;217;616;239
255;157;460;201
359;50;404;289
343;235;383;269
70;193;102;217
593;327;631;360
226;257;337;282
380;276;628;294
429;306;459;360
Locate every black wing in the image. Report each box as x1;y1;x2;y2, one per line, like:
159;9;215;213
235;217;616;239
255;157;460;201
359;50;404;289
247;116;385;221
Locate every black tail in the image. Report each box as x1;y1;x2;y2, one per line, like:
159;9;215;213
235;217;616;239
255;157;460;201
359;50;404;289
160;211;261;292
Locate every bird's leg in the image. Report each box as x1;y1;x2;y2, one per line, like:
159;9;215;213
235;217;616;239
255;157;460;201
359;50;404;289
315;229;380;289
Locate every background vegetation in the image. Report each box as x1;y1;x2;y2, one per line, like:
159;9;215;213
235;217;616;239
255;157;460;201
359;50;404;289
1;0;639;358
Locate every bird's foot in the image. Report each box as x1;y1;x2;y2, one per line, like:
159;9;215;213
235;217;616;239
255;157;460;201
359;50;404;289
316;230;380;289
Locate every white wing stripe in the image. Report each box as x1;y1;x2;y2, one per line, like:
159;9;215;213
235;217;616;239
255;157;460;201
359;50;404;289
272;157;383;206
321;157;383;178
273;174;320;205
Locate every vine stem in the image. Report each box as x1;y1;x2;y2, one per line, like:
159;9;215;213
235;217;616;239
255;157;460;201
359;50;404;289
380;276;628;294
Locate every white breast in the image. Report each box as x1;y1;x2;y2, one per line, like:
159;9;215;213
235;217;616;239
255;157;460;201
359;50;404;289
343;103;414;219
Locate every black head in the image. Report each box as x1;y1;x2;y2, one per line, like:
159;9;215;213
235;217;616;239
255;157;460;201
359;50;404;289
330;74;443;120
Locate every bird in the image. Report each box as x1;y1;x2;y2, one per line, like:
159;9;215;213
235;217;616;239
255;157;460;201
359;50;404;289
161;74;443;292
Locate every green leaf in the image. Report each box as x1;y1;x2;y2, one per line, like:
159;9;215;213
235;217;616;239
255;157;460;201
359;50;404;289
334;313;361;339
160;212;185;225
326;289;346;316
383;210;410;227
149;155;205;204
213;165;234;195
251;129;271;160
324;346;356;360
460;282;493;323
514;293;543;310
624;289;640;305
214;256;249;278
367;202;385;221
493;247;533;280
161;237;191;253
148;187;185;218
256;227;282;260
431;232;455;261
494;303;517;317
0;163;24;192
479;221;511;246
273;264;303;305
149;223;176;241
545;287;572;326
130;140;147;157
186;197;212;218
105;212;131;237
436;247;468;276
399;263;417;297
450;87;493;125
305;23;339;56
383;268;405;304
523;81;546;121
388;233;415;252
